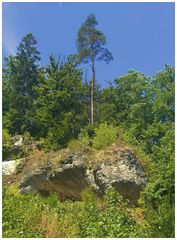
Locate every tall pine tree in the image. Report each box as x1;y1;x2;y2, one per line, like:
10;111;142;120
76;13;113;124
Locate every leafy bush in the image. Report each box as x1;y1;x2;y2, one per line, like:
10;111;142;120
39;133;58;151
78;187;138;238
3;145;11;161
2;128;11;145
2;128;12;160
3;186;44;238
23;131;33;144
2;186;137;238
3;184;174;238
68;123;118;151
68;128;90;151
92;123;117;149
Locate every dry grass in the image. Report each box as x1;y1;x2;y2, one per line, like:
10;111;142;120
39;209;60;238
87;142;132;168
57;216;79;238
4;140;140;187
132;207;145;225
39;208;79;238
21;148;72;173
4;148;72;185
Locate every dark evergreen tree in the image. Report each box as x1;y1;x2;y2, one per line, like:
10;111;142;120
32;54;88;149
3;33;41;134
2;56;16;117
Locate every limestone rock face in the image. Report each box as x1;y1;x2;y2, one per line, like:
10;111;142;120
2;159;26;176
18;149;147;204
2;160;17;175
12;135;23;147
19;154;90;200
93;150;147;204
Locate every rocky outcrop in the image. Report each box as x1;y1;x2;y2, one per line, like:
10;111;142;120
2;158;26;176
19;154;89;200
2;160;17;175
93;150;147;204
18;148;147;204
12;135;23;147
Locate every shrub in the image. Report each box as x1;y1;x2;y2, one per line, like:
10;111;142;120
23;131;33;144
2;128;11;145
3;184;174;238
2;128;12;161
102;188;138;238
2;145;11;161
68;128;90;151
3;186;137;238
3;186;45;238
92;123;117;149
78;187;137;238
39;134;58;151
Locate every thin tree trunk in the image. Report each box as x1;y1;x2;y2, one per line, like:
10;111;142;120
91;60;95;124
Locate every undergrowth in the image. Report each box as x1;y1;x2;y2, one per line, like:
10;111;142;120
2;186;139;238
3;185;174;238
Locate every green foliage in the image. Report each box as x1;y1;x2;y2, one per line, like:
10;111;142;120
76;13;113;64
98;86;117;124
3;186;138;238
76;13;113;124
3;33;41;134
92;123;117;149
68;128;90;151
138;186;175;238
32;54;89;150
3;180;174;238
23;131;33;144
2;128;11;145
151;65;174;123
2;128;11;160
68;123;118;151
2;128;29;161
77;188;138;238
3;186;44;238
2;29;174;238
2;56;14;116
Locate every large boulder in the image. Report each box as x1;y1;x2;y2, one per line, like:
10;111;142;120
18;148;147;204
93;149;147;204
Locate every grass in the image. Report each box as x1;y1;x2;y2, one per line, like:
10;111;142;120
2;186;140;238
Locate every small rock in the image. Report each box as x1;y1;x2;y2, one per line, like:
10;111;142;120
12;135;23;147
2;160;16;175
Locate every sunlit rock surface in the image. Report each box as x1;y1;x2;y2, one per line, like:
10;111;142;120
18;148;147;204
2;160;16;176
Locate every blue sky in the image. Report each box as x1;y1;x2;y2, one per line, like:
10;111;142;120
2;2;175;88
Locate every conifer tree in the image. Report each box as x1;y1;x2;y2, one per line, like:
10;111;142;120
76;13;113;124
4;33;41;134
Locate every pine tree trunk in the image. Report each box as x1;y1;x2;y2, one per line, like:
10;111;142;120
91;60;95;124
